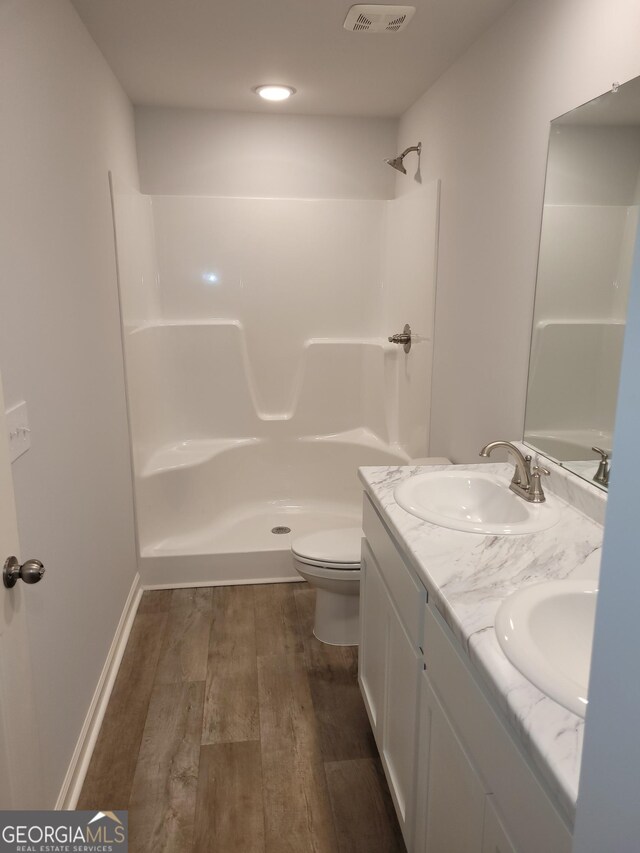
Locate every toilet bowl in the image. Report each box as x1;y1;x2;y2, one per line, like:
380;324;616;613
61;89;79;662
292;527;362;646
292;459;452;645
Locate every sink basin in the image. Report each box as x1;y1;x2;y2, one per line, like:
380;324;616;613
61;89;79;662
394;470;559;535
495;579;598;717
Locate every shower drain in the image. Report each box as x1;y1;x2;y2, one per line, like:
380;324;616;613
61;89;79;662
271;526;291;535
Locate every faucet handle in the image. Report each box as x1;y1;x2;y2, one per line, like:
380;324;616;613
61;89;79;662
531;464;550;476
592;447;611;486
529;464;550;502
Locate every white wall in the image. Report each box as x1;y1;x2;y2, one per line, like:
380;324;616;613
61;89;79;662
0;0;139;804
396;0;640;462
572;197;640;852
135;106;397;199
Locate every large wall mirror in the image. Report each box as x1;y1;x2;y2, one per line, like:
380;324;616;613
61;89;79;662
524;76;640;490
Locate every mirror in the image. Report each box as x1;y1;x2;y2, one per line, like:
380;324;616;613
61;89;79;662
524;76;640;489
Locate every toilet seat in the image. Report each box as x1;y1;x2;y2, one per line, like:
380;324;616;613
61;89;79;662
291;527;362;571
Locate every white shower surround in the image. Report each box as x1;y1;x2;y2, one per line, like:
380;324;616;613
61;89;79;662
112;178;439;585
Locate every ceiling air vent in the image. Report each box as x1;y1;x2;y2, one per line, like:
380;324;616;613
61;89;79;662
343;5;416;33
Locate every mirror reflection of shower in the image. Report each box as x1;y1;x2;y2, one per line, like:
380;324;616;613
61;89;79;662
385;142;422;174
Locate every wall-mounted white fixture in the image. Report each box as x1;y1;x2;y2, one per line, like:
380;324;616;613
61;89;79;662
254;85;296;102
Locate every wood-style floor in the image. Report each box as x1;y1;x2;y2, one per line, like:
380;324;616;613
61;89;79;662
78;582;405;853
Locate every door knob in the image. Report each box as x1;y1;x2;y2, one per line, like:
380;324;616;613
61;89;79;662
3;556;45;589
388;324;412;353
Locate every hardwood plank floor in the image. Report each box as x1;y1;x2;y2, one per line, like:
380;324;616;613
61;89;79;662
154;590;212;684
128;681;204;853
295;586;377;763
258;652;338;853
202;585;259;744
77;608;168;809
136;589;171;614
79;582;405;852
254;582;304;657
325;758;405;853
194;742;265;853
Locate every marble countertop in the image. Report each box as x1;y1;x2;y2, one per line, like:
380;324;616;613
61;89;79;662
359;460;605;822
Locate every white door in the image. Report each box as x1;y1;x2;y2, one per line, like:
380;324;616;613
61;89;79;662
482;796;517;853
416;673;486;853
382;604;420;844
358;542;388;737
0;369;43;807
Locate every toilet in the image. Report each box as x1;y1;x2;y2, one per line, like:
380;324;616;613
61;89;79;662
292;458;451;646
292;527;363;646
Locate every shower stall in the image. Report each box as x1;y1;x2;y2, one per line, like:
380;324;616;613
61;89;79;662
112;177;439;586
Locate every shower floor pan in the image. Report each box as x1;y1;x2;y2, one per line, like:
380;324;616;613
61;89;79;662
135;431;408;587
139;502;361;588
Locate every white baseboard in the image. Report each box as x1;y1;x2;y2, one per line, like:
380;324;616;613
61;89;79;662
55;572;142;809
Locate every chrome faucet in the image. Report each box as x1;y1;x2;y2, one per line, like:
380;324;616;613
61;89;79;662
479;440;550;503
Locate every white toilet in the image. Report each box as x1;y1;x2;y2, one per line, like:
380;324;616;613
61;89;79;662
292;459;451;646
291;526;363;646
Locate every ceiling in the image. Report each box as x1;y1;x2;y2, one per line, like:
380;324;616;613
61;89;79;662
70;0;514;118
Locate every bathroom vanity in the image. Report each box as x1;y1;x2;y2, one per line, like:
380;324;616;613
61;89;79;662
358;459;604;853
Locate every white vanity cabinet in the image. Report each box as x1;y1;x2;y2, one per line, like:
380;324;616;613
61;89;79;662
360;494;573;853
359;499;426;848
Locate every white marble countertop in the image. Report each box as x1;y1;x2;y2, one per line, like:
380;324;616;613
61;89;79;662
358;460;605;822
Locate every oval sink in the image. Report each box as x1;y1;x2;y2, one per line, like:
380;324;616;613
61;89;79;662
495;579;597;718
394;470;559;535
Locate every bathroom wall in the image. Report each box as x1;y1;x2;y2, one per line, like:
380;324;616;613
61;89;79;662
135;106;398;199
0;0;139;805
395;0;640;462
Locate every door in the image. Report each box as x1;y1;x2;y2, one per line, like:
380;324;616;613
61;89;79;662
482;797;517;853
0;369;43;807
415;672;486;853
360;540;421;848
382;601;420;845
359;541;388;738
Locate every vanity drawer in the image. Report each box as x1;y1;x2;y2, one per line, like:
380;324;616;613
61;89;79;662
423;603;572;853
363;494;425;648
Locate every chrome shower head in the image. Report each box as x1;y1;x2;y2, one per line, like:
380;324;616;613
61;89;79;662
384;142;422;174
385;155;407;173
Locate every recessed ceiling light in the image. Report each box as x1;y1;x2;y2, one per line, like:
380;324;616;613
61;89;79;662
254;84;296;102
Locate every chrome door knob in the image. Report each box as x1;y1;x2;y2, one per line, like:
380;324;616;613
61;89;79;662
388;324;412;353
3;556;45;589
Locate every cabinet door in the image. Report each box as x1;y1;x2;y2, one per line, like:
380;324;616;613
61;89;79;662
415;672;487;853
359;542;388;739
482;797;517;853
382;603;421;843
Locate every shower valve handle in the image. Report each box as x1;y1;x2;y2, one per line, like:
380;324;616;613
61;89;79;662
388;324;412;353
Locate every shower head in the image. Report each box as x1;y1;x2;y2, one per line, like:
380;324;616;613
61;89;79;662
385;142;422;174
385;155;407;173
